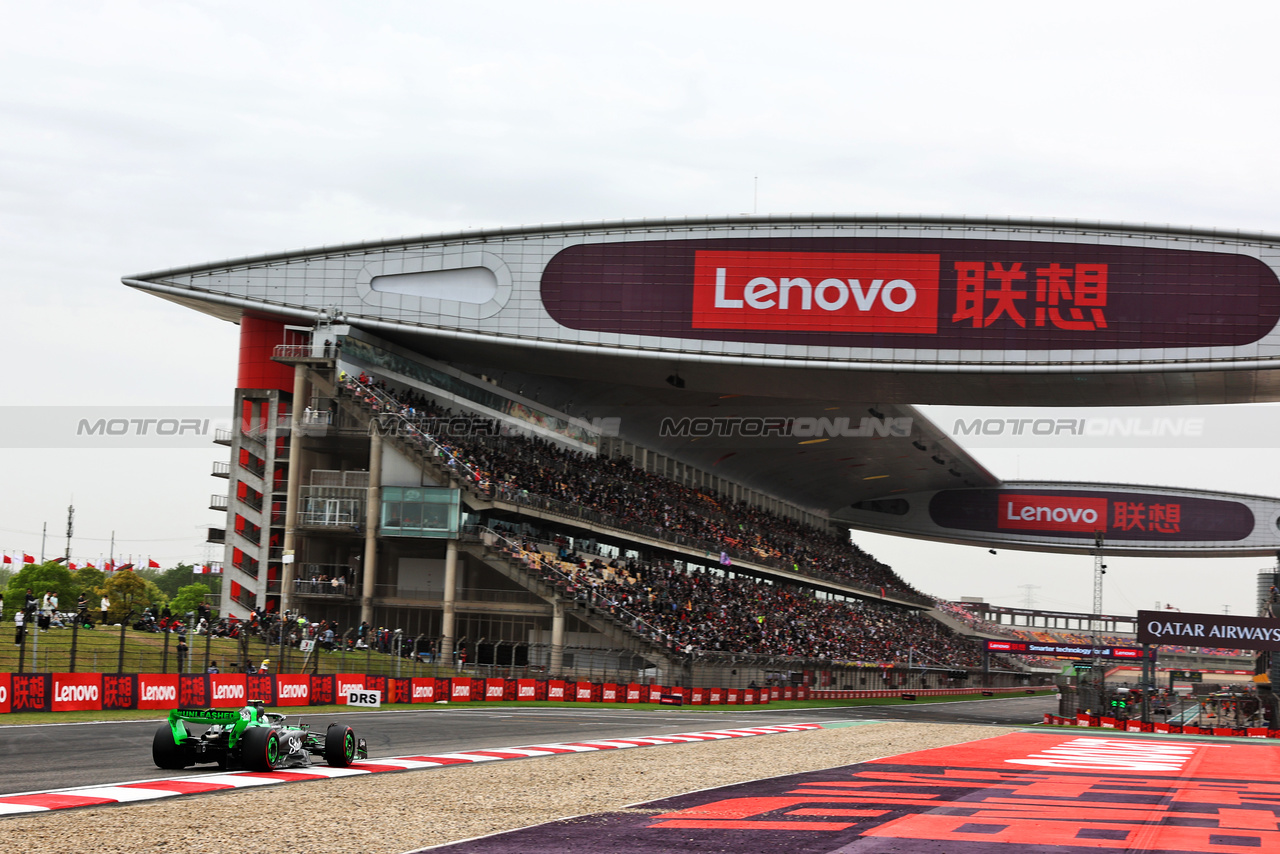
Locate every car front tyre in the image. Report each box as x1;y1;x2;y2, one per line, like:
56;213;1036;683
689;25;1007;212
324;724;356;767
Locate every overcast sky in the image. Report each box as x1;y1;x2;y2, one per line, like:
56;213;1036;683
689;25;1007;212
4;1;1279;620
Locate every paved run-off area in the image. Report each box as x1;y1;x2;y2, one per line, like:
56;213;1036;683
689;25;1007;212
2;722;1003;853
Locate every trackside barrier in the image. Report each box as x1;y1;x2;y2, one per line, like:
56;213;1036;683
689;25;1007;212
1044;713;1280;739
0;674;1041;713
805;687;1028;699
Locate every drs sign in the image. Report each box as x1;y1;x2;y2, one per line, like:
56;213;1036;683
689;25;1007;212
347;689;382;708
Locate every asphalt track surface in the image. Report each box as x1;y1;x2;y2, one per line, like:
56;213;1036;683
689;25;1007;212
0;694;1056;796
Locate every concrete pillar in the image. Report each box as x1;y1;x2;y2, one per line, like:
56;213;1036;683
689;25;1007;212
360;431;382;626
439;539;458;662
549;600;565;675
280;364;308;616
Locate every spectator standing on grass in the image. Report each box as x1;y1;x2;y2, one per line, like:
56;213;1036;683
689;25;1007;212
176;635;189;672
77;592;89;626
14;608;25;645
207;661;220;674
100;595;110;626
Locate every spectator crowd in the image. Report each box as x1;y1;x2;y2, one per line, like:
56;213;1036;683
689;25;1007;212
344;374;931;606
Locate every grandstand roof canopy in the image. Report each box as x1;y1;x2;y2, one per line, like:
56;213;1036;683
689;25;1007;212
125;215;1280;557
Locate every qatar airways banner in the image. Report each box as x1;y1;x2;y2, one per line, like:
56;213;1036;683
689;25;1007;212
1138;609;1280;652
929;488;1254;542
540;237;1280;350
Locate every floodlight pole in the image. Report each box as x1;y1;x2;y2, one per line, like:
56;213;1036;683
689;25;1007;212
1092;531;1105;697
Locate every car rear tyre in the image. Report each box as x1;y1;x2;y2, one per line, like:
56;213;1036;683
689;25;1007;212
241;726;281;771
152;722;192;770
325;724;357;767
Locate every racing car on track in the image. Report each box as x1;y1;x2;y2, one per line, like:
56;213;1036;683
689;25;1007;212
152;700;368;771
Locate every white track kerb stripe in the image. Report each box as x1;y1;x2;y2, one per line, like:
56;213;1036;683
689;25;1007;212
0;724;819;815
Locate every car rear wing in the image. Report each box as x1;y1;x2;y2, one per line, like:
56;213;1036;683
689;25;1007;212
164;705;261;743
170;708;245;726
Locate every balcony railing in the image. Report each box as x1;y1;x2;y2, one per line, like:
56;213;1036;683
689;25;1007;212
209;494;228;511
273;343;338;362
232;585;258;611
292;564;358;598
233;554;260;577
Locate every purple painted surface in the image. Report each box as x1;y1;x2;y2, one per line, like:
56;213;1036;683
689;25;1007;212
416;759;1176;854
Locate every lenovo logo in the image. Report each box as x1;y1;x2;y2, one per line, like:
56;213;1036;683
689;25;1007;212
998;494;1108;533
278;683;309;698
55;683;99;702
141;684;177;701
213;683;245;700
691;250;939;334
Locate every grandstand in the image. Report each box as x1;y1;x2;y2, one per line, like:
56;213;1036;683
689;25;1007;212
258;363;1001;688
124;215;1280;689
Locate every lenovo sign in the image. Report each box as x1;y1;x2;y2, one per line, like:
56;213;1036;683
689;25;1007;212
275;675;310;706
137;675;180;710
930;489;1255;542
998;494;1107;533
692;251;939;334
209;674;247;707
542;236;1280;351
52;673;102;712
335;674;364;705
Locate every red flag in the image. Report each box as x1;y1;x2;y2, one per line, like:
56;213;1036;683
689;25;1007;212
104;561;114;572
148;559;160;568
2;555;10;564
86;561;96;569
69;562;78;570
23;554;34;564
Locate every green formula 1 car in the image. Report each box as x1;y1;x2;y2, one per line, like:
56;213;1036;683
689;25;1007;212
152;701;368;771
